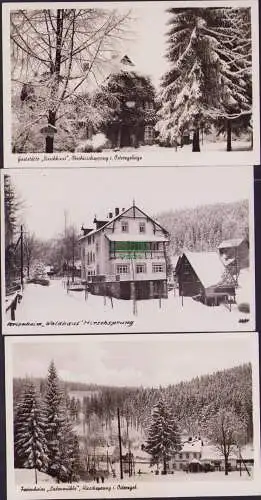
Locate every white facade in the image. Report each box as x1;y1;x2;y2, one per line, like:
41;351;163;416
79;205;169;284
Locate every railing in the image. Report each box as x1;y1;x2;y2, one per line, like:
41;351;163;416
109;251;165;260
5;287;23;321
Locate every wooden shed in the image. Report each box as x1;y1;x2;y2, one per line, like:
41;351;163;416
175;251;236;306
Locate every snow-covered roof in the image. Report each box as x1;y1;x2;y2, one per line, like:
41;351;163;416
181;440;202;454
218;238;245;249
79;205;168;241
201;445;237;461
105;233;168;243
180;251;227;289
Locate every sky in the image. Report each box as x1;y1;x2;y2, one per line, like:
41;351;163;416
7;166;252;241
12;332;254;388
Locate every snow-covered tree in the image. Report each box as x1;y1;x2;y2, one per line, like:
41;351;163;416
145;400;181;474
157;7;252;151
14;381;48;483
4;176;21;289
206;409;247;475
11;8;131;153
44;361;81;482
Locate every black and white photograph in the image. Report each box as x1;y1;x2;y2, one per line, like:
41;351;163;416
2;0;260;167
4;332;261;499
2;166;255;334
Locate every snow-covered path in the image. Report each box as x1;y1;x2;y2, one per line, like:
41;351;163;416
4;279;252;334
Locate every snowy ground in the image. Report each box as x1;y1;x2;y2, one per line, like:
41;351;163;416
13;138;255;169
14;467;252;486
116;139;252;154
5;279;252;334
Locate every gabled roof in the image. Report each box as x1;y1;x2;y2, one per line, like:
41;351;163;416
79;205;169;242
176;251;230;289
218;238;245;249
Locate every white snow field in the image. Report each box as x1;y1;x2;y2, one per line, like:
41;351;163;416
5;279;252;334
15;468;55;484
14;467;251;487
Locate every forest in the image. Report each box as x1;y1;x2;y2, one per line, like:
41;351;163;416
155;200;249;255
13;362;253;462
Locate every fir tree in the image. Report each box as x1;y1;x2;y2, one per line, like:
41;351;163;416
14;381;48;483
44;361;81;482
44;361;66;480
157;7;252;151
145;400;181;474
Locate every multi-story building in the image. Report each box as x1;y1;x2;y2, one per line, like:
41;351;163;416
79;203;170;300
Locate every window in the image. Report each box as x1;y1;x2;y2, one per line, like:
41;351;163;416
179;454;182;460
152;263;165;273
194;453;198;458
186;453;189;460
96;242;99;252
116;265;129;275
121;221;129;233
136;264;146;274
139;222;146;233
144;125;154;143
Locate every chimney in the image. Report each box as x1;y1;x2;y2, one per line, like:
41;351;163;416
81;225;93;236
93;217;107;230
108;212;113;219
122;208;125;212
115;207;120;216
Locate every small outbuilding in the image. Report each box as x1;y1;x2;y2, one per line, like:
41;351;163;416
175;251;236;306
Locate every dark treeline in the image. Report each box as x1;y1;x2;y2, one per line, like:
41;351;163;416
155;200;249;255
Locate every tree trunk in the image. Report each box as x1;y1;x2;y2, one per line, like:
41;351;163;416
192;128;200;152
34;467;38;484
224;455;229;475
227;119;232;152
45;110;56;153
163;457;167;475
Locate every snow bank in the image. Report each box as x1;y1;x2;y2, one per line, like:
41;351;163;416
15;468;55;484
236;269;251;314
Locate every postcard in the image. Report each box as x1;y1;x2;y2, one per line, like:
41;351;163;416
1;165;256;334
2;0;260;168
5;332;261;499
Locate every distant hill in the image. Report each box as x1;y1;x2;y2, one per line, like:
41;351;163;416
154;200;249;255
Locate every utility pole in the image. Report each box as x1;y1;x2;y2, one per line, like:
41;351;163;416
117;408;123;480
20;225;24;289
72;232;75;283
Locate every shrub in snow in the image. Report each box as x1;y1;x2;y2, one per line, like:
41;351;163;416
28;261;50;286
75;133;108;153
236;269;250;315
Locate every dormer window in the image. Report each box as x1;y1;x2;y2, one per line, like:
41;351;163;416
121;222;129;233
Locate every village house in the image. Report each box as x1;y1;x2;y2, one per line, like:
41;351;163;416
171;439;253;474
79;203;170;300
175;251;236;306
218;237;249;274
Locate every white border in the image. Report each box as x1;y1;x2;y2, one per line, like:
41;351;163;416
4;331;261;499
1;165;256;335
2;0;260;168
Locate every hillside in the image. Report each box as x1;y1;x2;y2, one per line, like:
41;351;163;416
13;363;252;444
155;200;249;255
